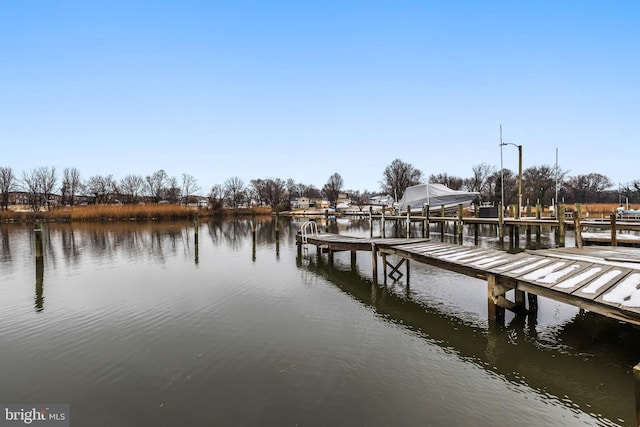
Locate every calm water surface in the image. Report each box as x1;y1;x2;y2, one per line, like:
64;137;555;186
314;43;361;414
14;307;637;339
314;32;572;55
1;218;639;426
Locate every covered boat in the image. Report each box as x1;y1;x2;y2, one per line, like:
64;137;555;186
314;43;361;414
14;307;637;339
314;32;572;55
397;183;479;213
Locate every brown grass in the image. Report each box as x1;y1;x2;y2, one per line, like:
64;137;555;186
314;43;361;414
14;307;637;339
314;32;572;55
568;202;637;218
0;204;274;222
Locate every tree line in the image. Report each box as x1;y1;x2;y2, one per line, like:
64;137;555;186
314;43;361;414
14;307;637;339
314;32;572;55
1;160;639;212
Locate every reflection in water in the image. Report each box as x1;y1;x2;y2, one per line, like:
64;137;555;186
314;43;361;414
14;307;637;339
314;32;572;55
34;224;44;312
298;250;640;426
0;217;638;425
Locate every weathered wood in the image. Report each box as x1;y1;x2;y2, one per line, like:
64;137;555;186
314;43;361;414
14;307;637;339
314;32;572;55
611;213;617;247
371;242;378;284
440;205;445;242
473;204;479;246
498;202;504;242
457;203;463;244
558;203;566;247
406;206;411;238
426;205;430;239
369;207;373;237
381;206;386;238
487;274;505;323
574;203;583;248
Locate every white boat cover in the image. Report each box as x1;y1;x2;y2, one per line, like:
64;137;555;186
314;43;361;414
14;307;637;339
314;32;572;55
397;183;479;212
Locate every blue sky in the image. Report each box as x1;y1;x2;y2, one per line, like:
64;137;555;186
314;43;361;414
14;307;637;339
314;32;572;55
1;1;638;195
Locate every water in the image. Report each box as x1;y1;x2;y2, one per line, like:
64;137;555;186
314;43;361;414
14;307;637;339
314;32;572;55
1;218;639;426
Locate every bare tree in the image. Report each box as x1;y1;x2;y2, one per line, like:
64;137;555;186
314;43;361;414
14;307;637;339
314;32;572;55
145;169;168;202
166;175;181;204
224;176;246;209
429;173;463;190
21;169;44;212
0;166;16;210
380;159;423;201
86;174;117;204
322;172;344;207
522;165;560;207
61;167;81;206
120;174;145;204
21;167;56;211
181;173;201;205
464;163;495;197
208;184;226;211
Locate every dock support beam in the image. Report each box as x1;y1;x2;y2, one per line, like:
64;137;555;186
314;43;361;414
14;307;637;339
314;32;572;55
371;243;378;284
487;274;505;323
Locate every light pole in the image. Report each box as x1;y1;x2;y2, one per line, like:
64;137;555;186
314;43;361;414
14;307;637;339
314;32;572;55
500;141;523;219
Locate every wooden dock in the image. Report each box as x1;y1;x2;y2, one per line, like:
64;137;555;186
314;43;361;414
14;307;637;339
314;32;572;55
296;233;640;327
296;231;640;422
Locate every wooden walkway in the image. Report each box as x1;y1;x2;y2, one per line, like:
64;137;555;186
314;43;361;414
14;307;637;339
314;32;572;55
296;233;640;326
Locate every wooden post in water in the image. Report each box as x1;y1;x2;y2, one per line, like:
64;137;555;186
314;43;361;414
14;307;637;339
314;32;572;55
34;221;44;312
34;221;43;260
536;204;542;246
324;209;329;233
421;205;426;238
610;213;617;247
634;362;640;427
525;205;532;244
487;274;505;323
558;203;566;247
406;259;410;285
457;203;463;244
474;204;479;246
194;213;199;265
574;203;583;248
275;209;280;240
371;243;378;284
406;206;411;238
498;202;504;243
440;205;445;242
381;206;386;238
425;205;430;239
251;211;257;241
369;207;373;237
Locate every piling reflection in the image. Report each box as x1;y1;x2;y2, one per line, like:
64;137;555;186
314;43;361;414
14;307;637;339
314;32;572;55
34;222;44;312
297;252;640;426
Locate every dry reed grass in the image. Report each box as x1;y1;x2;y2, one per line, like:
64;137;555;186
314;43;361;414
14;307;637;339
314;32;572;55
0;204;274;222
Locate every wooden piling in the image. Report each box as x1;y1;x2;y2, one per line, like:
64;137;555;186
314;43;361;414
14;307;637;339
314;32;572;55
474;204;479;246
440;205;445;242
34;221;43;260
457;203;463;244
558;203;566;248
406;259;410;284
369;207;373;237
421;205;426;238
487;274;505;323
610;213;617;247
536;204;542;246
194;213;199;265
381;206;386;238
574;203;583;248
498;202;504;242
275;209;280;240
425;205;430;239
406;206;411;238
34;221;44;311
371;243;378;284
